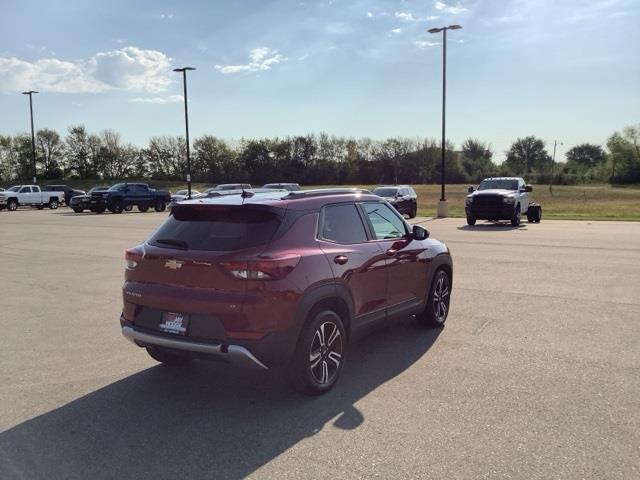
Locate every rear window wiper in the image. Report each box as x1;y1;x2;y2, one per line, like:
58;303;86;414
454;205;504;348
155;238;189;250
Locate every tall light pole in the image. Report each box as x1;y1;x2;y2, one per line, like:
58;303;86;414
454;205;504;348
428;24;462;218
22;90;39;184
173;67;196;199
550;140;563;196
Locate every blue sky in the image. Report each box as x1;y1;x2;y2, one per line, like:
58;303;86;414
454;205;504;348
1;0;638;162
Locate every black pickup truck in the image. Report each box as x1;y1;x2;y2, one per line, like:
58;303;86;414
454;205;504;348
89;183;171;214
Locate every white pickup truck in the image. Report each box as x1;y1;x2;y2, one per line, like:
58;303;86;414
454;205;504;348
0;185;65;211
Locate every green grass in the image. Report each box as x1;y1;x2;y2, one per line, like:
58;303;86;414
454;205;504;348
12;180;640;221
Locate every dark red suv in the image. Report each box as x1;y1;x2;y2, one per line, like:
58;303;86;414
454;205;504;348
120;189;453;395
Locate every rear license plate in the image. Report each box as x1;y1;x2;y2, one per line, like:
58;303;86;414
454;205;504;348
159;312;189;336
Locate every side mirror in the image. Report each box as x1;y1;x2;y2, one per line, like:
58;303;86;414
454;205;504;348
524;185;532;193
412;225;429;240
467;186;475;193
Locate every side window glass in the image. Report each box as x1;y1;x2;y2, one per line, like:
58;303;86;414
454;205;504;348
321;204;368;244
20;187;31;193
363;203;407;240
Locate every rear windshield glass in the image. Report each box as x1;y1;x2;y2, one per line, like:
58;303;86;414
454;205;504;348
478;179;518;191
149;206;283;251
373;188;398;197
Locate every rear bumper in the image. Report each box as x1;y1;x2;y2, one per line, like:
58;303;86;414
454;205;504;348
122;325;268;369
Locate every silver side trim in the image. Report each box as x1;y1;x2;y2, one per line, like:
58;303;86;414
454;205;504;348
121;326;267;370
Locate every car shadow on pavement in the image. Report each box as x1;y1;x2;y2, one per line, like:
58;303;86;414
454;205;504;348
457;222;528;231
0;318;441;480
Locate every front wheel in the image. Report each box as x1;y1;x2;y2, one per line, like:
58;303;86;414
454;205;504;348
48;199;59;210
510;205;521;226
287;309;346;396
7;200;18;211
154;201;166;212
146;347;193;366
466;215;476;226
109;201;124;214
72;207;83;213
138;204;149;213
124;205;133;212
417;269;451;328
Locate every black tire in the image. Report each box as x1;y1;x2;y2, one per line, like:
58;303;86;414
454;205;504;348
536;207;542;223
72;207;83;213
154;200;166;212
287;309;346;396
7;199;18;211
138;204;149;213
124;205;133;212
417;269;451;328
110;201;124;214
146;347;193;366
409;205;417;219
510;205;521;227
95;207;106;214
466;215;476;226
48;198;59;210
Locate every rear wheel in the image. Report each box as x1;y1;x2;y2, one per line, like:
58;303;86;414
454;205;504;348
466;215;476;226
95;207;106;214
124;205;133;212
72;207;83;213
146;347;193;366
154;200;166;212
417;269;451;328
138;204;149;213
409;205;417;219
287;309;346;396
48;198;59;210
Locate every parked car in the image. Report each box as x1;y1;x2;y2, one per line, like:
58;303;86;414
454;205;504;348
372;185;418;218
465;177;541;226
120;188;453;395
262;183;301;191
42;185;85;205
0;185;65;211
205;183;252;192
170;189;201;203
89;183;171;214
70;186;111;213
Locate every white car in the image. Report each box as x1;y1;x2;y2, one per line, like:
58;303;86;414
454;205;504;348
0;185;65;211
170;189;201;203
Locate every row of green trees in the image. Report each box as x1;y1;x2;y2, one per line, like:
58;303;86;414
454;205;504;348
1;124;638;185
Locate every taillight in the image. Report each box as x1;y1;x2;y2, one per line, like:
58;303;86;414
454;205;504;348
125;249;142;269
221;255;300;280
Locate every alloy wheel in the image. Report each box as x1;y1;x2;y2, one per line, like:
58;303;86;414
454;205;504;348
432;272;450;324
309;321;343;384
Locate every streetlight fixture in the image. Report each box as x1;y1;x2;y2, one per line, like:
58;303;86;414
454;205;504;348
22;90;39;184
173;67;196;199
428;24;462;218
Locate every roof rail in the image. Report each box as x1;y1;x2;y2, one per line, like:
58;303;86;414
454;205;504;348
284;188;371;199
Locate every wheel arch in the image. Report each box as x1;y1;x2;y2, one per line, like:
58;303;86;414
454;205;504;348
294;283;354;340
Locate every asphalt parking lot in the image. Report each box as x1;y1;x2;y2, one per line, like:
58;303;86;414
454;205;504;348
1;209;638;479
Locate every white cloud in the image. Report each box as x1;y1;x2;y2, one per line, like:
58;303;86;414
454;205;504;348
395;12;416;21
367;11;374;18
414;41;440;48
130;95;183;104
215;47;286;75
434;1;469;14
391;28;403;34
160;13;175;20
0;46;172;93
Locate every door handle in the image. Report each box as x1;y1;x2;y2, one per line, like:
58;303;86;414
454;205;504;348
386;249;397;257
334;255;348;265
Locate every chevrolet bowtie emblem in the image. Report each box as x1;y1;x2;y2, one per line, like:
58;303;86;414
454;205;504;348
165;259;184;270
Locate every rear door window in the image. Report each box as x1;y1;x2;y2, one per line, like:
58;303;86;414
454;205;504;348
149;206;283;251
362;203;407;240
320;204;368;244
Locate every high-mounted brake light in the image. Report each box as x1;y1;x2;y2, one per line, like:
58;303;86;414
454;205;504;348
221;255;300;280
125;249;142;269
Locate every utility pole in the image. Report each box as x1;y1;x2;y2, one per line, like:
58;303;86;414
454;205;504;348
550;140;562;196
22;90;39;183
173;67;196;199
428;24;462;217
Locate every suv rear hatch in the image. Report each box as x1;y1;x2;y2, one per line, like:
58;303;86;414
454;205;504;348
123;203;286;339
